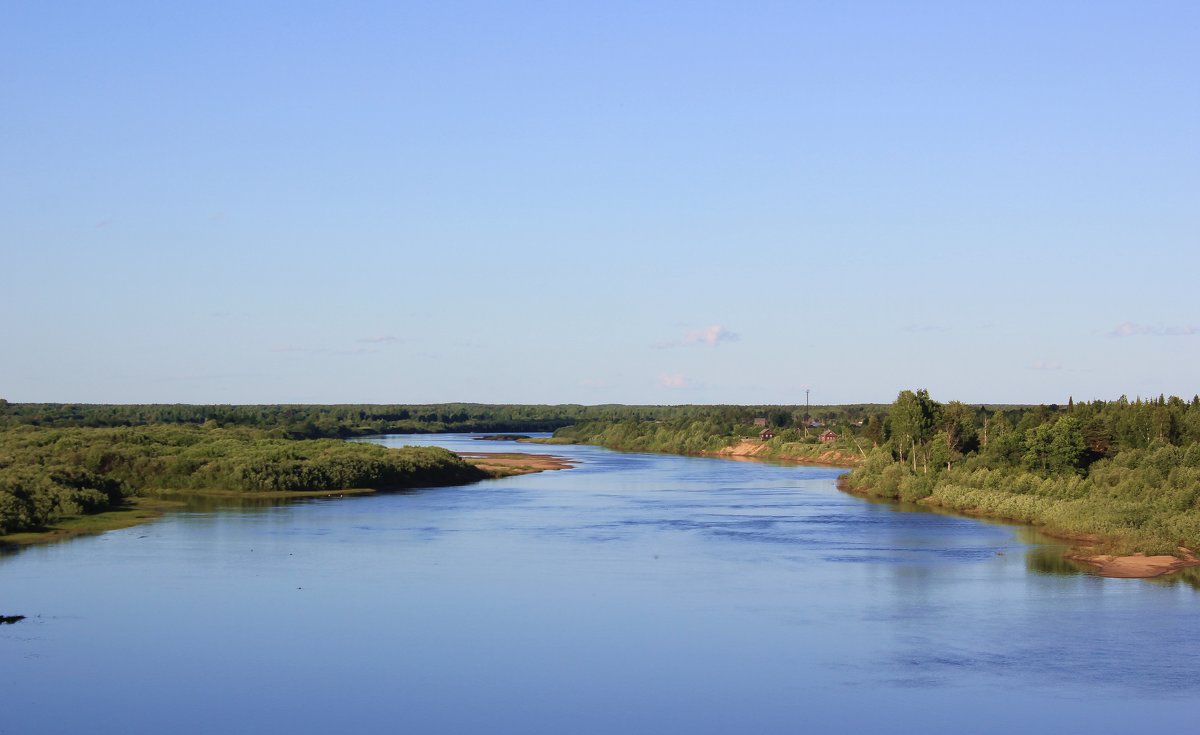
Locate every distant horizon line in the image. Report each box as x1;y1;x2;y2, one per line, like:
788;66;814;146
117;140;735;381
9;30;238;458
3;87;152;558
6;395;1195;409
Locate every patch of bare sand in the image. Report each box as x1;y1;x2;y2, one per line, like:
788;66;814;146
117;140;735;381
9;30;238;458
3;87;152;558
1067;550;1200;578
710;441;771;457
706;440;859;466
458;452;576;478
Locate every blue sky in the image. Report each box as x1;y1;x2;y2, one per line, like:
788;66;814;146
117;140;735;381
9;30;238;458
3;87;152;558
3;1;1197;406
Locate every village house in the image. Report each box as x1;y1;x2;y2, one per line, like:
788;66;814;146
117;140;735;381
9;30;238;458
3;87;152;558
759;428;776;441
819;430;838;444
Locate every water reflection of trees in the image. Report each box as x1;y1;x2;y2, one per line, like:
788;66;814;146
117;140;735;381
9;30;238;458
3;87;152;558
1143;566;1200;591
1025;545;1091;576
1024;543;1200;590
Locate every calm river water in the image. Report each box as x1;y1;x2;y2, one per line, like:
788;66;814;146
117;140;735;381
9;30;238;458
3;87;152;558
3;434;1200;734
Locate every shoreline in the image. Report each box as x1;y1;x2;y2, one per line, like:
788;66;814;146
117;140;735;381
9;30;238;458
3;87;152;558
571;435;1200;582
1;451;575;551
834;475;1200;580
0;497;187;549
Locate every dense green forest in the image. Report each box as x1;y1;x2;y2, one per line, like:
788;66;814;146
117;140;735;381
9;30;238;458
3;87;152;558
844;391;1200;554
0;424;485;536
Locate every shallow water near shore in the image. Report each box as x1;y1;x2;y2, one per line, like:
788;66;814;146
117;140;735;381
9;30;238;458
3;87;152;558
3;434;1200;734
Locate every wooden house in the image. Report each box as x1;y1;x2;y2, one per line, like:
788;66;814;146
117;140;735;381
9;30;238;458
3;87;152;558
819;430;838;444
759;428;776;441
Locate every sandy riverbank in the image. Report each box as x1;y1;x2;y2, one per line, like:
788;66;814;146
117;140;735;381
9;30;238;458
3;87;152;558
705;440;861;467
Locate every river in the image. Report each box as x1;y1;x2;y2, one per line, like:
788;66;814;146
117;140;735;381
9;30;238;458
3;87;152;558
3;434;1200;734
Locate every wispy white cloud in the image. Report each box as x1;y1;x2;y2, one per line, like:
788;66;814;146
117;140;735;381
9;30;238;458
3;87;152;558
685;324;740;346
653;324;740;349
1029;359;1062;371
659;373;690;389
357;335;400;344
270;345;378;356
1110;321;1198;337
902;324;947;333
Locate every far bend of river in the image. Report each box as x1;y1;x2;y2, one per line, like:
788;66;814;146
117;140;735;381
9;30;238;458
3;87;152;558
4;435;1200;734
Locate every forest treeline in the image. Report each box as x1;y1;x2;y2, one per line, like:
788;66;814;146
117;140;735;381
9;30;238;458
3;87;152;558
0;425;485;536
0;400;889;438
0;402;584;437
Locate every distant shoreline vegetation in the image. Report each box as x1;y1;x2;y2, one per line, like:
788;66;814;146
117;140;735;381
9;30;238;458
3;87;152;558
0;401;900;439
5;396;1200;563
0;401;882;541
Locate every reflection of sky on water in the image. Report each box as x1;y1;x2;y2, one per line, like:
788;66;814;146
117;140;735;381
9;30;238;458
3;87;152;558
3;434;1200;734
